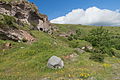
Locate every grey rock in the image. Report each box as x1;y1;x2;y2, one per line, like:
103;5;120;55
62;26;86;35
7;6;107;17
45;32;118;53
81;46;93;51
75;48;85;54
47;56;64;69
41;78;51;80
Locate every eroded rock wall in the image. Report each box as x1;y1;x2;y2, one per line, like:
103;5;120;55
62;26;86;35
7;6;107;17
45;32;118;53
0;0;51;32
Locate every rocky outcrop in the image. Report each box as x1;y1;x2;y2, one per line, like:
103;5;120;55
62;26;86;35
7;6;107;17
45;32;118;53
0;0;53;42
0;28;35;42
0;0;51;33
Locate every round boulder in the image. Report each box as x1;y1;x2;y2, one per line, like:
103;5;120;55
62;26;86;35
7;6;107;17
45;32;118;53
47;56;64;69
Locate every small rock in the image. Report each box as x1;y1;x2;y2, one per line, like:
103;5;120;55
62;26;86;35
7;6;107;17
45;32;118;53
4;42;11;48
81;46;93;51
75;48;85;54
20;47;25;49
63;53;79;61
41;78;51;80
47;56;64;69
86;46;93;50
81;47;85;50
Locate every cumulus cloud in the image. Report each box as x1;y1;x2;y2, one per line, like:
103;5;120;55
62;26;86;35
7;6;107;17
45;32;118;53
50;7;120;26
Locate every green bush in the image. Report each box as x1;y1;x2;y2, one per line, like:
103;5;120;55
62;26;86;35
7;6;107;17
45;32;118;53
3;14;16;27
69;40;91;48
0;14;18;29
89;53;104;62
85;27;113;56
110;38;120;50
85;27;111;47
111;48;120;58
68;34;74;41
68;29;82;41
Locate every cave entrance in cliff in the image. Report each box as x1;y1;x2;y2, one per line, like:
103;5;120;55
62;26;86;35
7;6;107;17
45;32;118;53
40;28;43;31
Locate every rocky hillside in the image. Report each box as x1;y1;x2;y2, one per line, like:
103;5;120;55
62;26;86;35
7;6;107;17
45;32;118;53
0;0;120;80
0;0;52;42
0;23;120;80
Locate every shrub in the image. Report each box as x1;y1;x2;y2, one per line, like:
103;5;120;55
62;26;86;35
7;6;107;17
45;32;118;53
68;29;82;41
69;40;91;48
89;53;104;62
111;48;120;58
85;27;113;56
85;27;111;47
3;15;16;27
68;34;74;41
0;14;18;29
110;38;120;50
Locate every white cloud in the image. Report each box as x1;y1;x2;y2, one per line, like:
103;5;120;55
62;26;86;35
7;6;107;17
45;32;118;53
50;7;120;26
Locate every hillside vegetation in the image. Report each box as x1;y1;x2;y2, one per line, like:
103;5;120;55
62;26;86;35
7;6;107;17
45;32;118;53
0;0;120;80
0;24;120;80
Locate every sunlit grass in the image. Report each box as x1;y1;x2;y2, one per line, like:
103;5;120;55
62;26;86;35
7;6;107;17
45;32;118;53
0;24;120;80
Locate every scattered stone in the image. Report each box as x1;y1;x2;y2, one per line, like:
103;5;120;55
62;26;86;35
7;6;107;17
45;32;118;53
59;33;68;37
4;42;12;48
75;48;85;54
86;46;93;50
20;47;25;49
81;47;85;50
63;53;79;61
41;78;51;80
81;46;93;51
113;77;120;80
47;56;64;69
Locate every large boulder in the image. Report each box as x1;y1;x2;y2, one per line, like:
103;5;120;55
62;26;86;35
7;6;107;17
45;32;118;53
47;56;64;69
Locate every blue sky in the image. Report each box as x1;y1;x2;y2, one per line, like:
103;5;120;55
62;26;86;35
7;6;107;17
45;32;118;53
28;0;120;20
28;0;120;26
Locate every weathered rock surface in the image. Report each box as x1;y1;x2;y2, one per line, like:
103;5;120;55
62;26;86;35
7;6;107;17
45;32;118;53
0;28;35;42
47;56;64;69
0;0;53;42
0;0;51;32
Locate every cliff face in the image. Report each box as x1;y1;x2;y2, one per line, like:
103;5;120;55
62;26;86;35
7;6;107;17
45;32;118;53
0;0;51;32
0;0;52;42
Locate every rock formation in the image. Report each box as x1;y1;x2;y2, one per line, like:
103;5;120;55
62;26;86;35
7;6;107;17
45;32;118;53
0;0;52;42
0;0;51;32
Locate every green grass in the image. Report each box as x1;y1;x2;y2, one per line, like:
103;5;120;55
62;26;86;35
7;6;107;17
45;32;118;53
53;24;120;36
0;30;74;80
0;24;120;80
